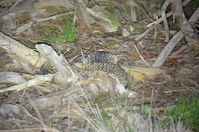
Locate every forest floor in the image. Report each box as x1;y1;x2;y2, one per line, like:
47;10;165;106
0;0;198;132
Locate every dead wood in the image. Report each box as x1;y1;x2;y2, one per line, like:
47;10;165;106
152;7;199;68
161;0;170;42
0;74;54;93
0;31;45;72
152;31;184;68
133;0;191;45
0;72;26;84
35;44;78;86
147;0;191;28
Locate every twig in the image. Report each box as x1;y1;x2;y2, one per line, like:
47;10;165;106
114;40;129;54
133;42;150;66
36;12;75;22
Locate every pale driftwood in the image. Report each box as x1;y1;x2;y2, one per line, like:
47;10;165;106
35;44;77;85
0;74;54;93
152;7;199;68
0;72;26;84
0;31;45;72
35;44;75;75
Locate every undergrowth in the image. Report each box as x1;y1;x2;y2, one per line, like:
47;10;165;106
166;94;199;132
77;93;189;132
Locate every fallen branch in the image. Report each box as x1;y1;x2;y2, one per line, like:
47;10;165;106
0;31;45;72
152;31;183;67
152;7;199;68
0;72;26;84
0;74;54;93
36;44;77;85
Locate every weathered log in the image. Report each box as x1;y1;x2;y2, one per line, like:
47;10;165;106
0;31;45;72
